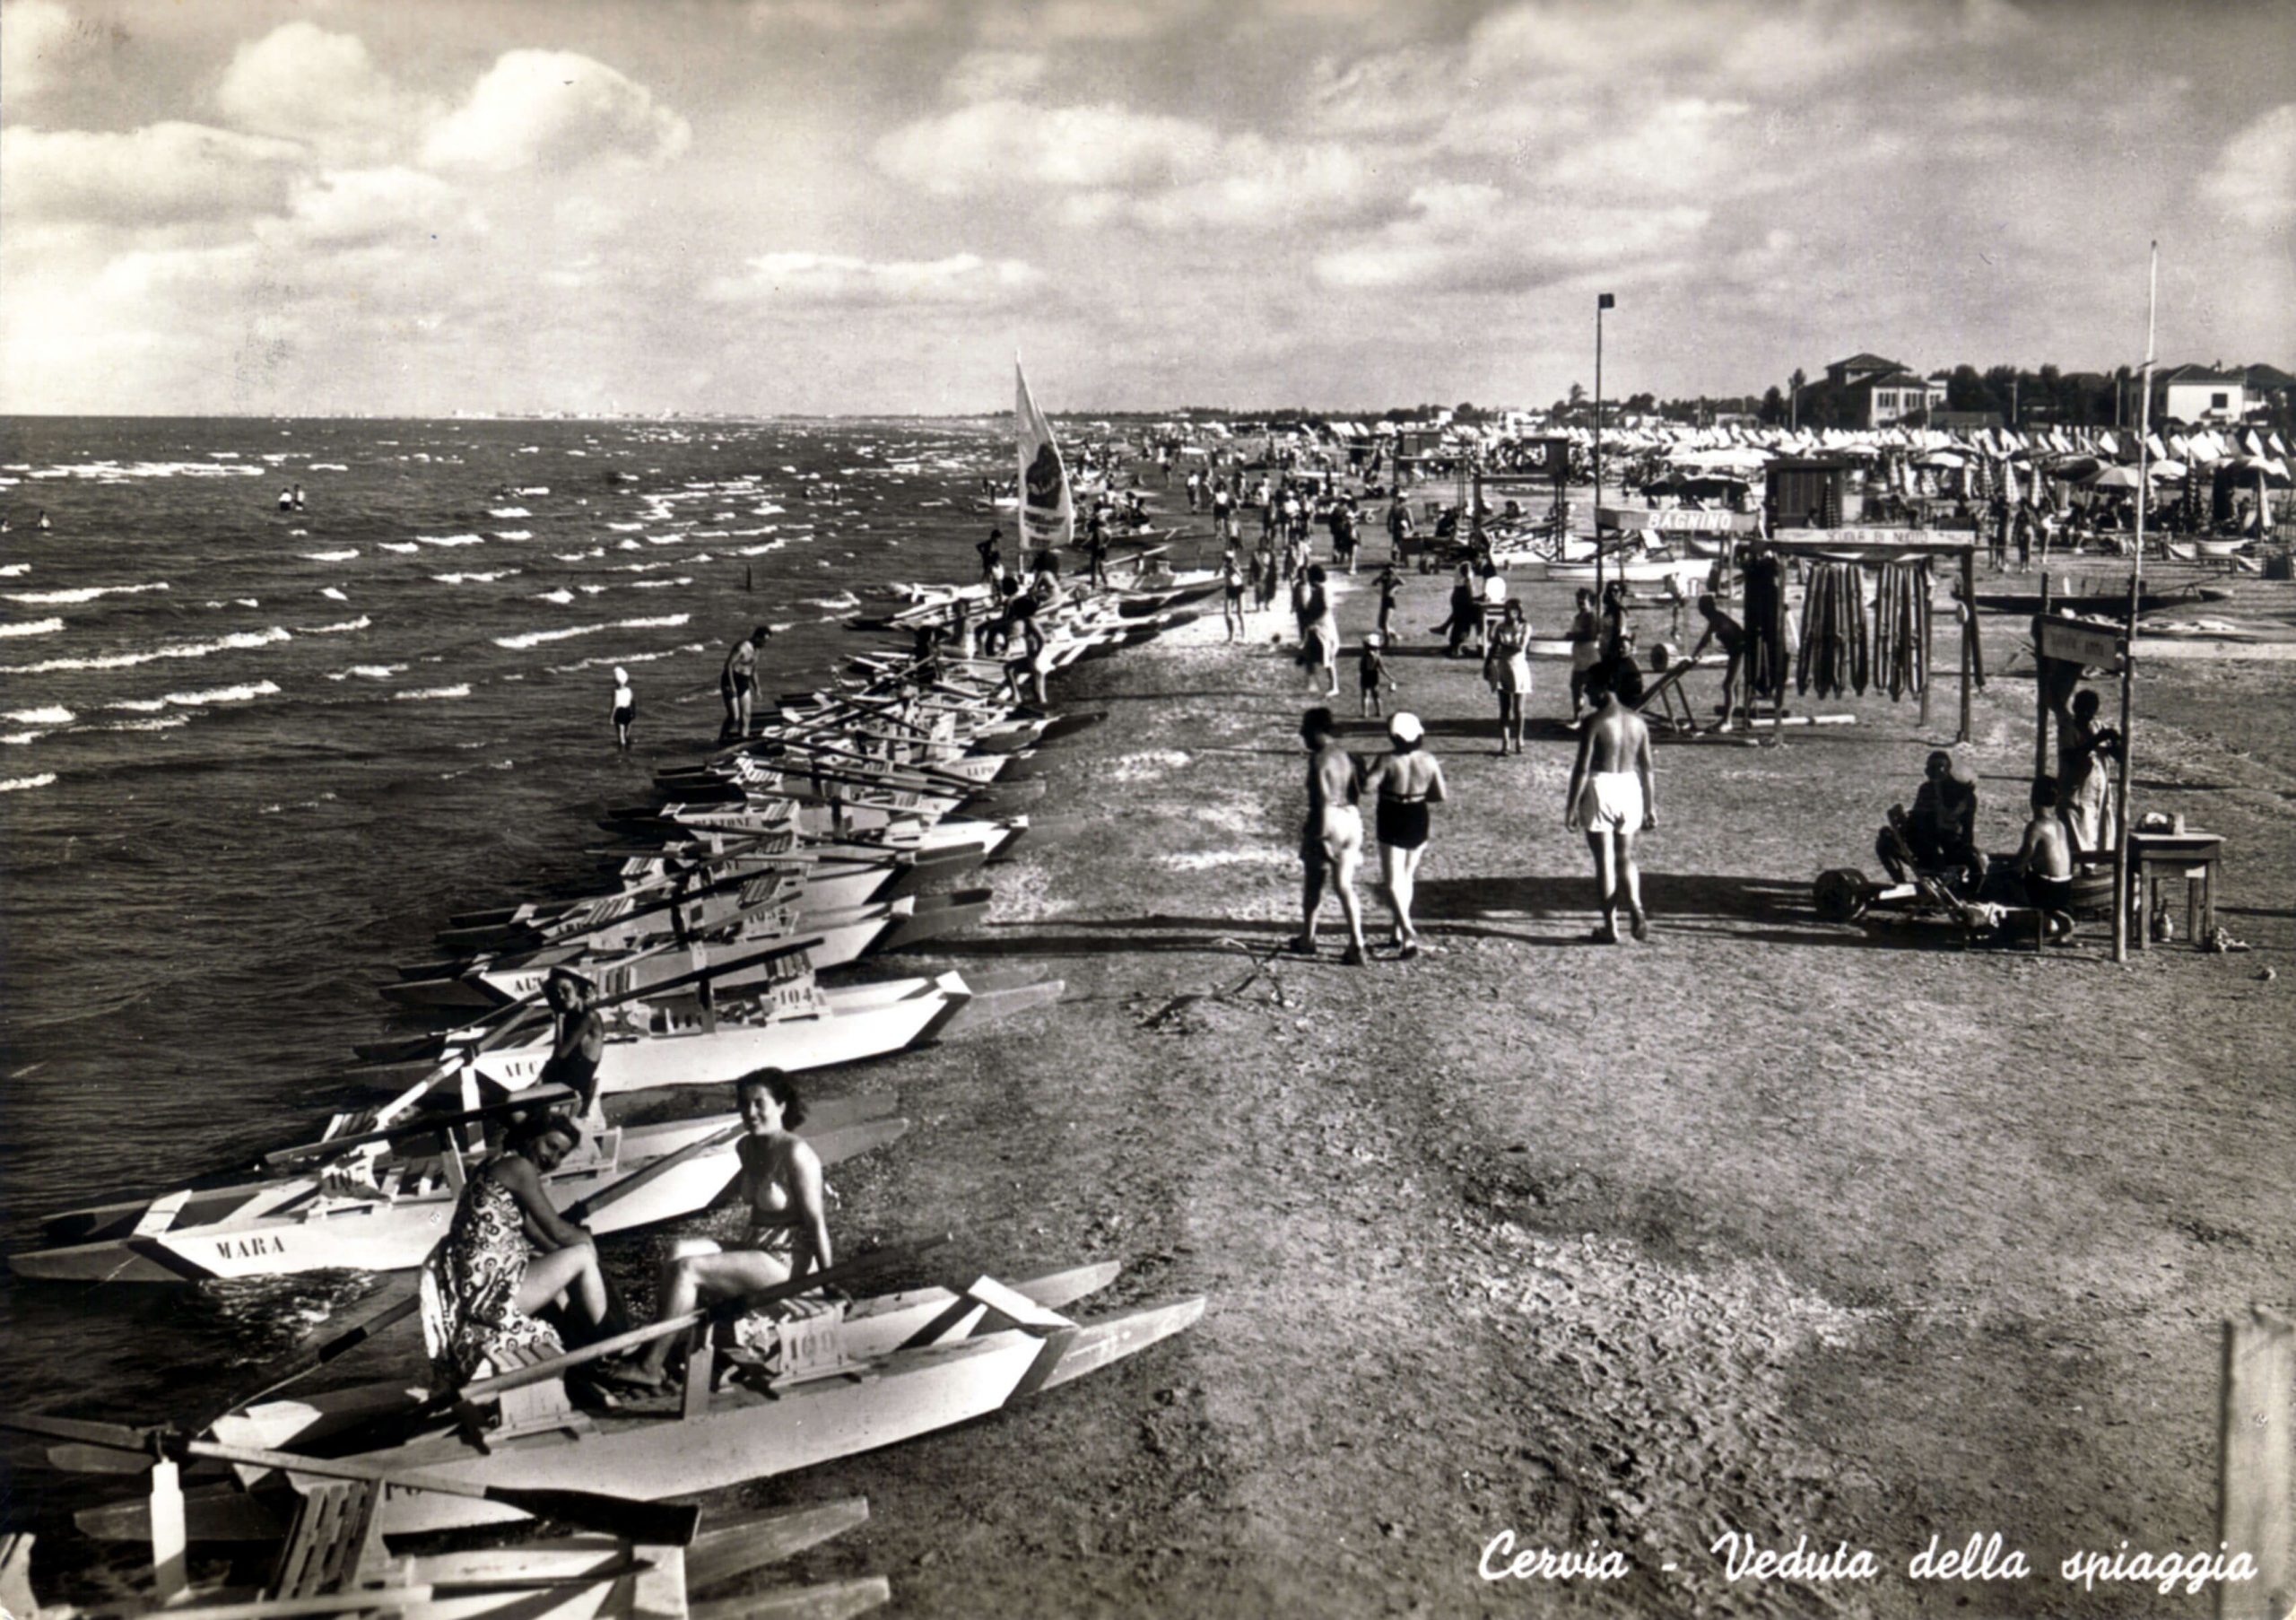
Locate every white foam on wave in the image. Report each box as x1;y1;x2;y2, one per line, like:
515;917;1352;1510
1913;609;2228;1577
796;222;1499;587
631;578;691;589
754;502;786;516
733;541;787;557
536;589;575;605
234;597;260;607
380;542;419;553
555;548;604;562
4;705;74;725
487;508;531;519
493;612;691;651
545;640;709;675
493;530;533;541
5;581;170;605
309;463;348;472
1;624;291;675
320;588;349;601
2;732;37;745
606;522;645;532
107;679;282;712
617;539;642;551
0;617;64;638
300;615;370;634
327;664;406;681
391;684;471;701
0;772;57;792
615;561;678;573
102;715;191;732
0;564;30;577
302;549;359;562
579;584;607;595
416;535;484;548
432;570;520;585
801;592;861;611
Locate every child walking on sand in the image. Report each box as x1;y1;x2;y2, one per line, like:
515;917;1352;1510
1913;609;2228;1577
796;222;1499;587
1358;634;1396;719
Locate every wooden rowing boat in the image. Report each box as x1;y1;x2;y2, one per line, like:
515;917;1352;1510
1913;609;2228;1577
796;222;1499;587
386;891;990;1014
70;1265;1203;1542
13;1105;908;1285
358;968;1058;1102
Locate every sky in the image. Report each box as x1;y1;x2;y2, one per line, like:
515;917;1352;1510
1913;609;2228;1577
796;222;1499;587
2;0;2291;417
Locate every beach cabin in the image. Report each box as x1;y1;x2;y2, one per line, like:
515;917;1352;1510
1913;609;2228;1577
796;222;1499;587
1765;458;1856;528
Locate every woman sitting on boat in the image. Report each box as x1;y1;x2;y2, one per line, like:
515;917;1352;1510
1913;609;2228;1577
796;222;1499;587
428;1111;610;1384
619;1070;831;1388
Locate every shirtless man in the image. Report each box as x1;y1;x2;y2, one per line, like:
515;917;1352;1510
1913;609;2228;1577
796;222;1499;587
1563;670;1657;943
1289;706;1368;965
720;624;769;739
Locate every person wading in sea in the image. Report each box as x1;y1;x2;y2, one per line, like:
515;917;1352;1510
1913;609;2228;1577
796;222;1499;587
1563;669;1657;943
610;666;636;750
719;624;770;741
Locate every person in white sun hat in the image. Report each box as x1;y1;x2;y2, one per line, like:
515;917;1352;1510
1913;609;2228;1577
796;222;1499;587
610;666;636;750
1363;710;1448;960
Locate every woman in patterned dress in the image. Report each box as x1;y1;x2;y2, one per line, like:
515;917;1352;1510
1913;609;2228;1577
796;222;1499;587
430;1112;609;1384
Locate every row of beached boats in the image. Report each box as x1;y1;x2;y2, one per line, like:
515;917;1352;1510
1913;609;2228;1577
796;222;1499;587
5;548;1220;1620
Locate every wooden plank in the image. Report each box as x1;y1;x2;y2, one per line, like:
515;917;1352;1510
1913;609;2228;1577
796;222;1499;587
2218;1307;2295;1620
687;1575;891;1620
683;1500;870;1594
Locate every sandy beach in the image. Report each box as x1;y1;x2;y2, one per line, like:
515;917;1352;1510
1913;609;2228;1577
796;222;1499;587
709;551;2296;1619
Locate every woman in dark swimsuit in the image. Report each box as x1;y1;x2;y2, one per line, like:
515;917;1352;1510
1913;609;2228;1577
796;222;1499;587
620;1071;831;1387
536;971;606;1115
1363;711;1448;958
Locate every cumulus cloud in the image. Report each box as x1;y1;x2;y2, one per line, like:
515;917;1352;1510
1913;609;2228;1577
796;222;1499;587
875;97;1378;230
422;51;691;173
257;168;481;248
946;48;1048;101
2202;103;2296;229
1;0;109;102
705;250;1046;306
1313;183;1708;292
976;1;1191;44
216;22;439;161
1;123;307;226
745;0;937;30
876;99;1216;194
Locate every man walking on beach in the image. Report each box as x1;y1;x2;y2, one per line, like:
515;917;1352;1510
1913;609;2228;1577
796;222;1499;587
720;624;769;740
1290;706;1368;966
1564;670;1657;943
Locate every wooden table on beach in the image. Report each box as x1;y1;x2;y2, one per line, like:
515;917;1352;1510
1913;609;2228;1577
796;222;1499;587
2129;831;2224;950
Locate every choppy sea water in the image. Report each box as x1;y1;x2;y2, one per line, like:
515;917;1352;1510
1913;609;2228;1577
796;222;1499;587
0;415;1020;1513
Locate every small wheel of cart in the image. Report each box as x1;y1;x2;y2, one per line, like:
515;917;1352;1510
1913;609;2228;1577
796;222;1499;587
1813;867;1877;923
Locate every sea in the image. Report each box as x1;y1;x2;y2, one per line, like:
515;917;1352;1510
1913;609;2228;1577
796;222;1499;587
0;415;1023;1534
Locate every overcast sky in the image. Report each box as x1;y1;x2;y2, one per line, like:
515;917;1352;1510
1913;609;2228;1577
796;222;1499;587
3;0;2290;417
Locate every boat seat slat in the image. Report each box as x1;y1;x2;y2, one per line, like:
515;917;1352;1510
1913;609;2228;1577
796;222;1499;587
269;1478;386;1599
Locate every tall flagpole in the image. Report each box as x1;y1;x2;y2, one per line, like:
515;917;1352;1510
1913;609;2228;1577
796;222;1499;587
2111;241;2156;963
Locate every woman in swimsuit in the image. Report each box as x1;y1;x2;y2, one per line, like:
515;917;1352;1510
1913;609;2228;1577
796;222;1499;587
536;971;607;1116
620;1070;830;1387
1363;711;1448;959
1484;599;1534;755
430;1112;610;1384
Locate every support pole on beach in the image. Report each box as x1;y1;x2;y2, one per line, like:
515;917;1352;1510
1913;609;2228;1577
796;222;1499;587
1594;292;1613;600
1957;545;1975;744
2111;241;2157;965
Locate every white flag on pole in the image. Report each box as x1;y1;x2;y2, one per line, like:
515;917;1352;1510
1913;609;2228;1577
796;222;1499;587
1015;361;1074;550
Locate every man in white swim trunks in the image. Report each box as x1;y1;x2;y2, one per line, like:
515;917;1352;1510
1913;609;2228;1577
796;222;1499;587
1564;669;1657;943
1288;706;1368;966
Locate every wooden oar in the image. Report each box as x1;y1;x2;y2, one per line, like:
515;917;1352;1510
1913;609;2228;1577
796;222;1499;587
261;1087;579;1170
559;1122;743;1225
